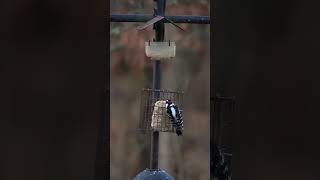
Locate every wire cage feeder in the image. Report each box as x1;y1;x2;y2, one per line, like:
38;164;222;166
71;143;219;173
139;89;183;133
212;95;235;176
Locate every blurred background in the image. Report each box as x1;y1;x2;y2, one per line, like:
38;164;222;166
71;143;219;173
214;0;320;179
110;0;210;179
0;0;106;180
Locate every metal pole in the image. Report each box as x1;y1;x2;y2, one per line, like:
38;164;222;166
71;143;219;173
150;0;165;170
94;88;109;180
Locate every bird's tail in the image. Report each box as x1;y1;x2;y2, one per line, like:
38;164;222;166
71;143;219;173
175;127;183;136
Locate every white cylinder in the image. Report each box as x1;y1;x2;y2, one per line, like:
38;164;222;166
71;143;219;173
145;41;176;60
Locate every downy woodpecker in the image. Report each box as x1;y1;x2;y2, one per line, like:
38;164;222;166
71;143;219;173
165;99;183;136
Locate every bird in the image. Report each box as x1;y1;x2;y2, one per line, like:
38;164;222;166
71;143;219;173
165;99;183;136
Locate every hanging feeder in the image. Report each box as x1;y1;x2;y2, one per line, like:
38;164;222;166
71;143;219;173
145;41;176;60
151;100;167;131
139;89;183;132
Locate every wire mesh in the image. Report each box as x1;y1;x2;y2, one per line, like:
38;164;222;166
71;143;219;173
139;88;183;133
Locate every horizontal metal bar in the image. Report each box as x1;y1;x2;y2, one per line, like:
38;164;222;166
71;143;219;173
166;15;210;24
110;14;151;22
223;153;233;156
110;14;210;24
137;16;164;30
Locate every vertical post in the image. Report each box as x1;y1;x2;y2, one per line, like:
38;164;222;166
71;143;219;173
212;95;222;179
150;0;165;170
94;89;109;180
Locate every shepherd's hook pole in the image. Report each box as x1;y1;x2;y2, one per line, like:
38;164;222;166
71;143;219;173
150;0;165;170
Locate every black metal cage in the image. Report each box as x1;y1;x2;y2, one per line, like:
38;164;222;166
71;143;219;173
139;88;183;132
211;94;235;179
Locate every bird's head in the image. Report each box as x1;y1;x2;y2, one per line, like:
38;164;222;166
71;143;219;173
165;99;172;108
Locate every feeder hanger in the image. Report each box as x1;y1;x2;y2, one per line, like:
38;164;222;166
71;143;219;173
136;15;185;31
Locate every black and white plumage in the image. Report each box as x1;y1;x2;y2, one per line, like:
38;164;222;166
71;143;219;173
165;99;183;136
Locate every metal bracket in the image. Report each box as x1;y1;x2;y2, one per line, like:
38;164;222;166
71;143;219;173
164;17;185;31
136;15;185;31
137;16;164;30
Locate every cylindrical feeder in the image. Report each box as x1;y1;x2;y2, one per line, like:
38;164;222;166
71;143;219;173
139;89;183;133
145;41;176;60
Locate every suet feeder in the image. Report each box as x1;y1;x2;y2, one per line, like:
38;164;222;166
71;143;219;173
145;41;176;60
139;89;183;133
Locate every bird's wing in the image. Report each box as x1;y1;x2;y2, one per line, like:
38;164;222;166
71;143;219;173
170;106;176;119
173;106;181;116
